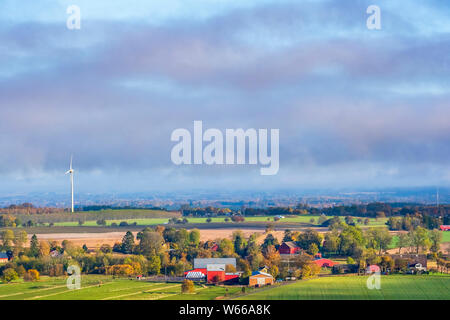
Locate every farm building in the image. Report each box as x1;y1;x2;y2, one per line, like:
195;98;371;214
194;258;236;269
366;265;381;273
185;258;240;284
314;258;337;268
332;264;359;274
0;252;9;264
278;242;302;255
390;254;427;271
249;271;274;287
440;225;450;231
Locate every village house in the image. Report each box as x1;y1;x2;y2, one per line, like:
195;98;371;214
278;241;302;255
390;254;428;273
0;252;8;264
249;271;274;287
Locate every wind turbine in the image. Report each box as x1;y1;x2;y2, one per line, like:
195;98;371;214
65;156;74;213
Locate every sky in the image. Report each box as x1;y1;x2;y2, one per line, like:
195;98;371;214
0;0;449;196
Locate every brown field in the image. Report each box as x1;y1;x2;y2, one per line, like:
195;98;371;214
28;228;286;249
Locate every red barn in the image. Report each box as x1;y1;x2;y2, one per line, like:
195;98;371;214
206;264;226;283
279;242;302;255
313;258;337;268
440;225;450;231
184;264;239;284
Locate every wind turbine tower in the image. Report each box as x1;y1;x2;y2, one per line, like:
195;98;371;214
65;156;75;213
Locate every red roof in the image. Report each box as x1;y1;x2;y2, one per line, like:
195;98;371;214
440;225;450;231
313;258;338;267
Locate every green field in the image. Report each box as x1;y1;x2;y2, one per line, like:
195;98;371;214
0;275;238;300
2;274;449;300
53;215;387;227
238;275;450;300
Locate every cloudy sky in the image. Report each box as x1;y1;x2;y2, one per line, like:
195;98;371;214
0;0;449;195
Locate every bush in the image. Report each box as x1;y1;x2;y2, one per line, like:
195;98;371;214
181;279;195;293
100;244;112;254
96;219;106;226
24;269;40;282
111;222;118;227
206;218;212;223
119;221;129;227
1;268;18;283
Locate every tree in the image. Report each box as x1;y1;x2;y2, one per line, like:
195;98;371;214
189;229;200;247
300;263;321;279
38;241;51;257
1;268;18;283
100;244;112;254
297;229;323;251
181;279;195;293
121;231;135;254
262;234;279;250
225;264;237;273
137;231;164;256
148;255;161;275
96;219;106;226
29;234;39;257
269;265;279;278
307;243;319;256
365;228;392;255
344;216;354;225
0;229;14;249
13;230;28;250
397;233;410;254
283;230;293;242
429;229;442;253
318;214;328;225
219;239;235;256
232;231;246;255
409;227;429;253
323;231;340;254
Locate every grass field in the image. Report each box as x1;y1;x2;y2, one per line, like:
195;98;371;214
0;275;237;300
53;215;388;227
238;274;450;300
2;274;449;300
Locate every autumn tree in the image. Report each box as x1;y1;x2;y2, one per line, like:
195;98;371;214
1;268;18;283
181;279;195;293
24;269;40;282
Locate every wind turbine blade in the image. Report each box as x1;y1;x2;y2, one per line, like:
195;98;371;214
70;155;73;170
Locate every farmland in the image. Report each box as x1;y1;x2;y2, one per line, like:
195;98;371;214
0;275;237;300
1;274;449;300
52;215;388;227
238;274;450;300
